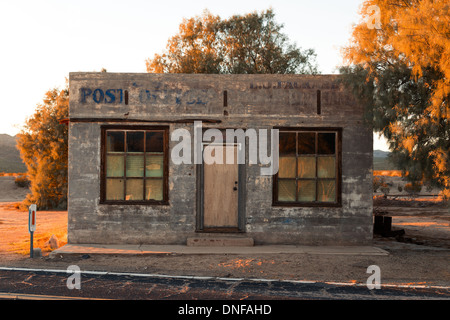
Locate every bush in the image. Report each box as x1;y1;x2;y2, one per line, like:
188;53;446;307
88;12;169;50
17;86;68;210
373;176;384;192
15;174;30;188
404;182;422;197
380;186;390;197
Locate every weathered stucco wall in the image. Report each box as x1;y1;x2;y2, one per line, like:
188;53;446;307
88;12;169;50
68;73;373;245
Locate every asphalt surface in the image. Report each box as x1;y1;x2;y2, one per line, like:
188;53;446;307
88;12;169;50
1;267;447;319
0;268;448;301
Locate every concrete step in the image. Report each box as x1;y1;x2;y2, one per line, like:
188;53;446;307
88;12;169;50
187;236;254;247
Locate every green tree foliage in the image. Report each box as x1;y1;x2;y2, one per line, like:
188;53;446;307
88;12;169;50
146;9;318;74
340;0;450;198
17;86;69;210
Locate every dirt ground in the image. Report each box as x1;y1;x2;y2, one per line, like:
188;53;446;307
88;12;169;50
0;176;31;202
0;176;449;287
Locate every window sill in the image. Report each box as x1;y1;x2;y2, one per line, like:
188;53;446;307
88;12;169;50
99;200;169;206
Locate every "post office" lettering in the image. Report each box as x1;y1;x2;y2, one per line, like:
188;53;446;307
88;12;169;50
80;88;124;104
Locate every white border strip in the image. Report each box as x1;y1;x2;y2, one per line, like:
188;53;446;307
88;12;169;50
0;267;449;291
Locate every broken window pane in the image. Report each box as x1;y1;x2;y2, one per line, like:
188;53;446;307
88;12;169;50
146;179;163;201
126;155;144;177
107;131;124;152
126;179;144;201
318;180;336;202
298;180;316;202
278;157;296;178
106;155;124;177
106;179;124;200
146;132;164;153
298;132;316;154
279;132;296;155
317;156;336;178
127;131;144;153
278;180;296;202
318;133;335;154
297;156;316;178
146;155;164;177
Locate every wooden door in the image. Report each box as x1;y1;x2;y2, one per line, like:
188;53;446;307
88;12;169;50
203;145;239;230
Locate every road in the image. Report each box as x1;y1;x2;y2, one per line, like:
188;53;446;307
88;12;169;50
0;268;448;302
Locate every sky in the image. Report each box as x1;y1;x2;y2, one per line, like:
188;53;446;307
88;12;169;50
0;0;390;151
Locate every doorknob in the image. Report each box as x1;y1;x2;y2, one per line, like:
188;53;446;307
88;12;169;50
233;186;238;191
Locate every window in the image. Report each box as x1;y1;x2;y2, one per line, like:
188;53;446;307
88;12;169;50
101;126;168;204
273;128;341;206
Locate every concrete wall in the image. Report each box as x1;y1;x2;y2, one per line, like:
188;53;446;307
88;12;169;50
68;73;373;245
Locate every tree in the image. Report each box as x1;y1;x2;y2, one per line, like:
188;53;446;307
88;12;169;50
146;9;318;74
146;10;223;74
17;85;69;210
340;0;450;198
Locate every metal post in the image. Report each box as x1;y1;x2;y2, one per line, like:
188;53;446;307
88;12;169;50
28;204;36;259
30;231;34;258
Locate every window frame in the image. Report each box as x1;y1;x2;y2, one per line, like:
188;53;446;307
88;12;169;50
100;125;169;205
272;127;342;207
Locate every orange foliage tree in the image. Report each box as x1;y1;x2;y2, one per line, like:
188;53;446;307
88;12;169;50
17;86;69;210
340;0;449;198
146;9;318;74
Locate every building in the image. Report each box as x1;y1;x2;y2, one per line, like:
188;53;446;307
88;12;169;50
68;73;373;245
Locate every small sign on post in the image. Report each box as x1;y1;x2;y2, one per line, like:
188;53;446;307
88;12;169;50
28;204;37;258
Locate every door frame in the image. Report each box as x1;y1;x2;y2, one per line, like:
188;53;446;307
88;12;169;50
196;142;246;233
